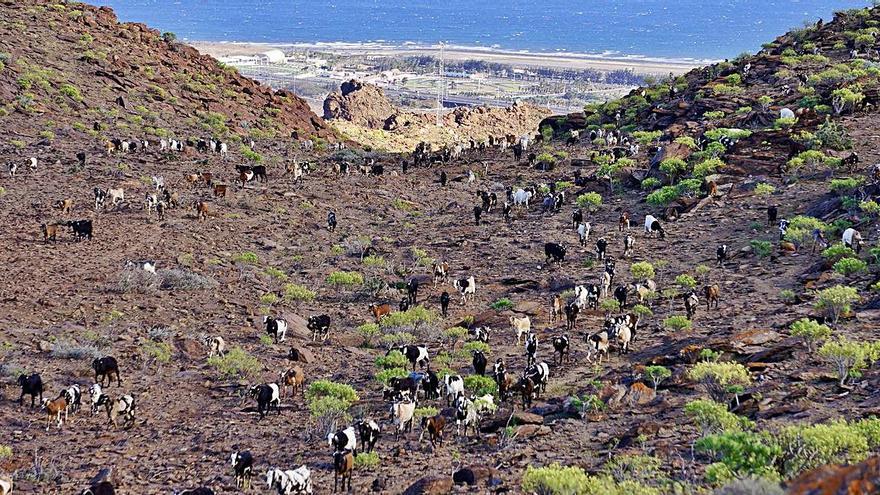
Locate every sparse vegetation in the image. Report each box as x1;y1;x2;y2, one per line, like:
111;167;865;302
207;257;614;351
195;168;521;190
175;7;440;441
207;347;261;378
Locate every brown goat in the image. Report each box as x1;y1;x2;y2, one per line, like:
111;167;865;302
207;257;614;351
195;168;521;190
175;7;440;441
194;201;209;221
213;183;227;197
618;212;630;231
704;284;720;310
704;180;718;198
42;396;67;431
280;366;305;397
41;223;59;243
369;303;392;323
333;449;354;493
549;294;563;324
185;173;200;188
511;377;535;409
53;199;73;215
419;414;446;447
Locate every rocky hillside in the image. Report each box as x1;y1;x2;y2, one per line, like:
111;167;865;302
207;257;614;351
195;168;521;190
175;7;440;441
324;79;551;152
543;7;880;179
5;3;880;495
0;0;332;148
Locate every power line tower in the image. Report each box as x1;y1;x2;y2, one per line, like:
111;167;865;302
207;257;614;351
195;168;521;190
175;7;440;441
436;41;445;127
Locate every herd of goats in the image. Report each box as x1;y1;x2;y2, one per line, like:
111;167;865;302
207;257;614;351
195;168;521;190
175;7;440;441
5;123;869;495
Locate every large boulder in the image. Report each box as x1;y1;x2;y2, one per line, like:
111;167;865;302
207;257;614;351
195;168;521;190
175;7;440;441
323;80;397;129
403;476;454;495
787;456;880;494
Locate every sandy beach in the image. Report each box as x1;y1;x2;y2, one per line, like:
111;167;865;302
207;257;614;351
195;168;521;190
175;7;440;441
190;40;704;75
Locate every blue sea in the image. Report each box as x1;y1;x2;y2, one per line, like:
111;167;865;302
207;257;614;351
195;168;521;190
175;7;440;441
88;0;868;61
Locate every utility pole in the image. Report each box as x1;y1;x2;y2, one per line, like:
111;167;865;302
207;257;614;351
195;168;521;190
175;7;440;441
436;41;444;127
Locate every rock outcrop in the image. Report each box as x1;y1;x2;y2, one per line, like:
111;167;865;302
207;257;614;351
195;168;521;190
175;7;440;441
323;79;551;151
786;456;880;494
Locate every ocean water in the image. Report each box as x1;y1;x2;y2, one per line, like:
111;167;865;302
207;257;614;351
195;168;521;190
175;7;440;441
89;0;868;61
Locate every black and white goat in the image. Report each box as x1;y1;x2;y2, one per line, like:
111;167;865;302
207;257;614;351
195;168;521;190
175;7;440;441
393;344;429;370
328;426;358;456
264;315;288;343
231;451;254;490
355;419;380;453
452;276;476;305
307;314;331;341
644;214;666;238
250;383;281;418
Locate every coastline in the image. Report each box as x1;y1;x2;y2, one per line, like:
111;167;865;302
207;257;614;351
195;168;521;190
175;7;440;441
189;40;708;75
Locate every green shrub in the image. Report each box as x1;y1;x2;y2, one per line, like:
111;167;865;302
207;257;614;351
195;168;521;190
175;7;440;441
522;464;590;494
822;243;857;261
463;341;490;354
774;117;797;129
674;136;697;149
705;128;752;141
357;323;380;346
815;118;853;150
789;318;831;352
646;186;680;206
815;285;860;324
664;315;692;332
641;177;662;190
378;305;436;328
443;326;468;342
0;445;11;459
685;399;753;434
414;406;439;418
141;340;172;363
633;304;653;320
819;337;874;386
750;240;772;258
490;298;514;311
353;451;380;469
207;347;261;378
308;396;350;419
630;262;655;281
831;177;865;194
695;432;780;481
833;257;868;276
644;365;670;390
784;216;828;245
239;145;263;163
233;251;259;264
659;158;689;180
860;200;880;216
306;380;358;404
831;87;864;115
522;464;661;495
283;283;315;302
326;271;364;287
375;350;408;369
754;183;775;196
375;367;408;385
693;158;724;178
259;293;279;305
704;110;726;120
59;83;83;102
777;419;874;476
675;274;697;290
362;255;386;267
464;375;498;396
600;299;620;313
689;361;751;404
380;332;416;347
779;289;797;304
576;192;603;211
632;131;662;145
